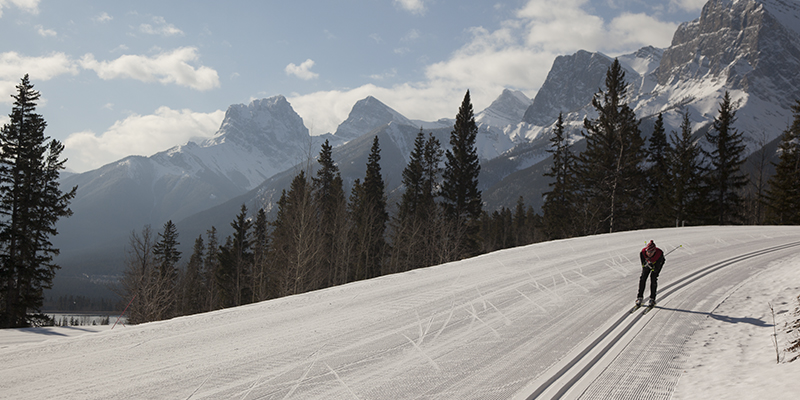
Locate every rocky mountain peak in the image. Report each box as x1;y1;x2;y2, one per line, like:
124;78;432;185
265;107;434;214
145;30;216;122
334;96;414;139
206;95;309;149
476;89;531;129
655;0;800;111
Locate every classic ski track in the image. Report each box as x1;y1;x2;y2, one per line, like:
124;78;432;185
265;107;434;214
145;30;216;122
521;240;800;400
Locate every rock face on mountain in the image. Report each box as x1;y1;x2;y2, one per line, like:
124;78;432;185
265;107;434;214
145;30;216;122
334;96;415;139
656;0;800;113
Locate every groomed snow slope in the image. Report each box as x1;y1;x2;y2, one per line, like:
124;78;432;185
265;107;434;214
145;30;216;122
2;226;800;399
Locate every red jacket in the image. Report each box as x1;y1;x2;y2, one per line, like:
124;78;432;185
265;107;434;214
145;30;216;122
640;247;665;269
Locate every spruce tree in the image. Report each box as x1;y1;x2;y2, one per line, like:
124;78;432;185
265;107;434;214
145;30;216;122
575;59;646;234
704;91;747;225
542;113;576;239
349;136;388;280
441;90;482;258
271;171;320;296
312;139;348;287
152;220;181;320
204;227;221;310
668;111;704;226
0;75;76;328
644;113;672;227
181;235;205;316
765;100;800;224
251;208;271;301
217;205;252;307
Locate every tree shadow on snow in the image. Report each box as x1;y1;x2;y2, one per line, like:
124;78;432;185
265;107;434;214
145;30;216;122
654;306;772;327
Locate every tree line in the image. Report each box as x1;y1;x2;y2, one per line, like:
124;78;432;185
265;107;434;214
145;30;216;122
120;91;544;324
541;59;800;239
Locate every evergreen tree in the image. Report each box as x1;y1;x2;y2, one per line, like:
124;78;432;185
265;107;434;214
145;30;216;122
541;113;576;239
441;90;482;258
391;130;444;273
349;136;388;280
704;91;747;224
152;220;180;320
575;59;646;234
217;205;252;307
0;75;76;328
271;171;321;296
181;235;205;316
644;113;673;227
312;139;348;287
668;111;704;226
765;100;800;224
251;208;271;302
204;227;221;310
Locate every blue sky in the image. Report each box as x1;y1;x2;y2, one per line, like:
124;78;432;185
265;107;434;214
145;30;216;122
0;0;705;172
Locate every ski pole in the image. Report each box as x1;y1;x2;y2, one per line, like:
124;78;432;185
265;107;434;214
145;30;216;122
664;244;682;257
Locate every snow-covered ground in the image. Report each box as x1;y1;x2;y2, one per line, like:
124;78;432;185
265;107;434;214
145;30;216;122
2;226;800;399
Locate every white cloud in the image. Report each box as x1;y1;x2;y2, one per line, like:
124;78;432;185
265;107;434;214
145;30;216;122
0;51;79;103
393;0;426;15
80;47;220;91
669;0;707;12
35;24;56;37
285;59;319;80
286;0;680;135
0;0;39;17
63;107;225;172
139;16;184;36
93;12;113;23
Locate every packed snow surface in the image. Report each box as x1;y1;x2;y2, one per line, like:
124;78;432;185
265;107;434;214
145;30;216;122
2;226;800;399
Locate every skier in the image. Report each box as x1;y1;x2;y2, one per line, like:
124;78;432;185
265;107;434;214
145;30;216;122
636;240;665;308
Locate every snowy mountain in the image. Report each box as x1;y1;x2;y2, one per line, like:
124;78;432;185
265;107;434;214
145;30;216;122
483;0;800;211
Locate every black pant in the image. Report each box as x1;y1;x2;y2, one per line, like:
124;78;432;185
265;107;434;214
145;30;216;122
637;263;662;301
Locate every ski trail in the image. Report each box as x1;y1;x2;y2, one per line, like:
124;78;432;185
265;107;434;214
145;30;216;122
516;288;548;313
434;299;456;341
401;334;441;372
281;348;322;400
185;372;212;399
465;303;501;339
486;299;512;326
324;362;360;400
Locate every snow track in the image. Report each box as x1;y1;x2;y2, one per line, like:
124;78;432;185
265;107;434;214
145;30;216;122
2;226;799;400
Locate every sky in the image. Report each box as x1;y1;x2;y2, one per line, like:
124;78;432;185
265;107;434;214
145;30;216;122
0;0;707;172
2;225;800;398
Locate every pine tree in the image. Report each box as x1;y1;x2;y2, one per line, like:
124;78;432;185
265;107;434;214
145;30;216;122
204;227;221;310
0;75;76;328
668;110;704;226
441;90;482;258
152;220;181;320
575;59;646;234
542;113;576;239
251;208;271;301
704;91;747;225
391;130;443;273
644;113;672;227
349;136;388;280
312;139;348;287
765;100;800;224
271;171;321;296
181;235;205;316
217;205;252;307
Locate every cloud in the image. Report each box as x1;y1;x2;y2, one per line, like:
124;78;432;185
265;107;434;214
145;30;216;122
35;24;56;37
63;107;225;172
393;0;426;15
80;47;220;91
285;59;319;80
0;51;79;103
93;12;113;23
139;16;184;37
669;0;707;12
0;0;39;17
286;0;680;135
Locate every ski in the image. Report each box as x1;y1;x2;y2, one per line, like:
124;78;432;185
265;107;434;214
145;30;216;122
628;304;642;314
642;305;656;315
